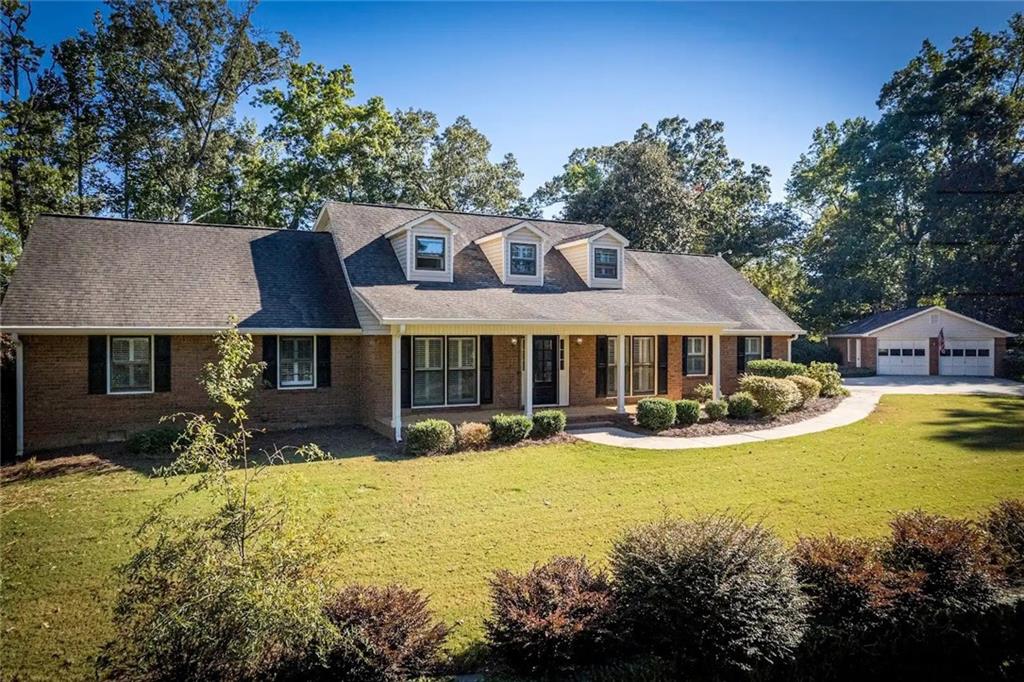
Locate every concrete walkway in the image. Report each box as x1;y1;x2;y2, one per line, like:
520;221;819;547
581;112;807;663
570;377;1023;450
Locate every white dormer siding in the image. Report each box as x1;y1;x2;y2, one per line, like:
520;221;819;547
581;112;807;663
384;213;459;283
554;227;629;289
474;221;547;286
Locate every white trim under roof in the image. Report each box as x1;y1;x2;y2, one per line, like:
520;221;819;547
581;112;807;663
553;226;630;250
473;221;548;245
383;212;461;239
0;326;363;335
829;305;1015;338
726;328;807;335
377;316;738;327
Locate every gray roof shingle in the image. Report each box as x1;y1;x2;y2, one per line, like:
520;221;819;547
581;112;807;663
321;202;803;331
1;214;359;330
831;307;932;336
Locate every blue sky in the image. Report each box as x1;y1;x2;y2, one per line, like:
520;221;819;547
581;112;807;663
24;2;1023;204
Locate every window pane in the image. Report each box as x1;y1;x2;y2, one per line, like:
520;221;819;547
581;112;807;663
978;349;990;357
415;338;443;370
415;236;445;271
279;337;314;386
447;369;476;404
631;337;654;395
414;371;444;406
447;338;475;370
110;337;151;392
687;356;706;375
510;243;537;276
594;248;618;279
111;339;130;363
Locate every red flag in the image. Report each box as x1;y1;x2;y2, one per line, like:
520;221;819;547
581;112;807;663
938;328;945;355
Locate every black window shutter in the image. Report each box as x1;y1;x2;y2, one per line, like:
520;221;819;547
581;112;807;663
400;336;411;408
596;335;608;397
657;335;669;394
480;336;493;404
154;336;171;392
707;335;713;378
763;336;773;360
316;336;331;387
681;335;689;376
88;336;107;394
262;335;278;388
737;336;746;373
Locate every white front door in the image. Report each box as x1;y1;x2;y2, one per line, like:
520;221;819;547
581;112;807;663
939;339;995;377
877;339;929;375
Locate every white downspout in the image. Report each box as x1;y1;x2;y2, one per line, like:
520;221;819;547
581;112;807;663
524;333;534;417
616;334;626;413
788;334;798;363
712;333;722;400
13;333;24;457
390;329;402;442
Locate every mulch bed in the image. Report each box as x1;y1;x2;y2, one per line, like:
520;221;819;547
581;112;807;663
614;396;847;438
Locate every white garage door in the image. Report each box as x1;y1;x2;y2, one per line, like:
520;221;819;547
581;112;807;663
939;339;994;377
877;339;929;375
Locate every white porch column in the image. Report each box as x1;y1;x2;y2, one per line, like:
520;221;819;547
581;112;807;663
616;334;626;414
524;333;534;416
14;333;24;457
390;332;402;441
712;333;722;400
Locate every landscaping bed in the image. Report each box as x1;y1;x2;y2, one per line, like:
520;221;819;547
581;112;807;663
656;396;845;437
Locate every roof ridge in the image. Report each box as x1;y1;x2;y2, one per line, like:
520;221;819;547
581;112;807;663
329;200;606;228
34;212;320;234
626;247;720;258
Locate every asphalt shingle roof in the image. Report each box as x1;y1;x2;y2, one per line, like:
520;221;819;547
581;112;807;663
831;307;932;336
321;202;803;331
1;214;359;330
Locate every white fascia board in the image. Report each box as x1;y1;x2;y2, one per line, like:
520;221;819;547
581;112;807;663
378;317;738;327
856;306;1016;338
384;212;461;239
0;326;363;335
725;328;807;335
554;226;630;251
474;221;548;246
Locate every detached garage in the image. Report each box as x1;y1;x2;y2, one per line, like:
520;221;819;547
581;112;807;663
827;306;1015;378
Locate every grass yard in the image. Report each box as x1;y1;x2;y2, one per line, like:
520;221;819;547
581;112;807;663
2;394;1023;679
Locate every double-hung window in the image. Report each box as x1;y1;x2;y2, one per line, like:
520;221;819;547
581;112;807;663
415;236;446;271
631;336;655;395
509;242;537;276
413;337;445;406
110;336;152;393
279;337;314;388
686;337;707;375
594;247;618;279
744;337;762;365
447;337;477;405
606;338;618;395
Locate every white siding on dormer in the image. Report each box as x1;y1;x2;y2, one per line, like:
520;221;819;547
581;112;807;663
504;226;544;286
589;234;624;289
478;237;504;282
390;233;409;278
559;242;590;284
408;220;454;283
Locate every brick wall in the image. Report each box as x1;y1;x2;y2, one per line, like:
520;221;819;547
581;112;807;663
22;334;362;451
492;336;522;409
828;336;876;370
929;338;939;375
995;337;1008;378
358;335;391;429
828;337;849;366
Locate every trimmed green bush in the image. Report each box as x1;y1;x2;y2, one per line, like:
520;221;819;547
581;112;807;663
486;556;616;676
739;375;802;417
746;358;808;378
727;391;757;419
405;420;455;456
636;398;676;431
984;499;1024;586
674;399;701;426
611;514;805;678
126;427;184;455
692;383;714;402
490;414;533;445
807;361;846;398
531;409;567;439
788;375;822;407
455;422;491;451
704;399;728;421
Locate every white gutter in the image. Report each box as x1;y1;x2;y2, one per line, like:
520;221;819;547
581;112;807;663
379;317;740;327
0;326;364;335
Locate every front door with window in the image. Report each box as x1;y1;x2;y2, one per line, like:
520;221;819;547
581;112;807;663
532;335;558;405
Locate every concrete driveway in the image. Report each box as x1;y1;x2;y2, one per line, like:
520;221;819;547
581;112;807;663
844;375;1024;396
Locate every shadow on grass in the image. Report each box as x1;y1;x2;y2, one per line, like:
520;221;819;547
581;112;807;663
1;425;401;483
923;397;1024;453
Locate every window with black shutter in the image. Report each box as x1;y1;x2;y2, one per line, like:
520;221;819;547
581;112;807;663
763;336;773;360
88;336;107;394
154;336;171;392
262;335;278;388
400;336;411;408
479;336;493;404
316;336;331;388
657;335;668;394
595;335;608;397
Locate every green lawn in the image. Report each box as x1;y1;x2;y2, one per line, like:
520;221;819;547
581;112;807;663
2;394;1023;679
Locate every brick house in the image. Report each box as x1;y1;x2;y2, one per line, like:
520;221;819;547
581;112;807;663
1;203;804;453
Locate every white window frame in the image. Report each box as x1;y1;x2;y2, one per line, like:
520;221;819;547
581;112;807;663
278;336;316;390
604;336;659;398
508;241;538;277
413;235;447;273
446;336;479;406
630;335;656;396
744;336;763;365
108;335;155;395
686;336;708;376
412;336;480;409
593;247;619;280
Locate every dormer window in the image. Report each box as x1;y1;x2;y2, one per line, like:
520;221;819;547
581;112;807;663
594;247;618;279
510;242;537;276
415;236;446;271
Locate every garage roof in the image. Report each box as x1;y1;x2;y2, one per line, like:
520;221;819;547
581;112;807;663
831;306;1015;337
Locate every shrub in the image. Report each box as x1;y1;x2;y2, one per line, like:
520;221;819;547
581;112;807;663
611;514;805;678
531;409;567;439
738;375;801;417
727;391;757;419
486;556;616;676
807;361;846;398
673;399;701;426
703;399;728;421
746;358;808;378
490;414;533;445
126;426;184;455
636;398;676;432
404;420;455;456
984;499;1024;586
692;382;714;402
880;510;998;612
791;337;842;365
455;422;491;451
788;375;822;407
320;584;449;681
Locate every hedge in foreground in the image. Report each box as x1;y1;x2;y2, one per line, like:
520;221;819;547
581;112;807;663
788;375;822;407
490;414;533;445
404;419;455;456
984;498;1024;586
746;358;808;378
126;426;185;455
486;556;616;676
703;399;728;421
739;375;801;417
807;362;846;397
531;409;567;439
674;399;701;426
636;398;676;431
727;391;757;419
692;383;714;402
610;514;805;678
455;421;491;451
